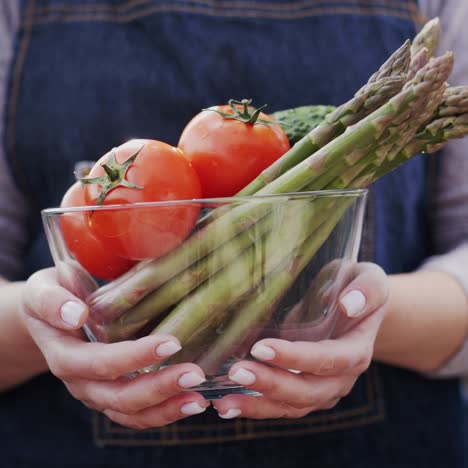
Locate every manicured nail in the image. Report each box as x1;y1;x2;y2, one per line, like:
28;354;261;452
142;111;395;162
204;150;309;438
218;408;242;419
180;402;207;416
230;368;256;386
156;341;182;357
60;301;86;327
251;344;276;361
178;372;206;389
340;290;366;317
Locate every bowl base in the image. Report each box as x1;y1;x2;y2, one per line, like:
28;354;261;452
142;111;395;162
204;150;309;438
189;377;261;400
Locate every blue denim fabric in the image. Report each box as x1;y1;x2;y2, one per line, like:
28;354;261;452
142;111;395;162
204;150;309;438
2;1;463;467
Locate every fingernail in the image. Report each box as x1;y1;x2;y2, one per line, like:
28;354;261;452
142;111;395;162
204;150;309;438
230;368;256;386
178;372;206;389
251;344;276;361
60;301;86;327
218;408;242;419
180;402;207;416
156;341;182;357
340;290;366;317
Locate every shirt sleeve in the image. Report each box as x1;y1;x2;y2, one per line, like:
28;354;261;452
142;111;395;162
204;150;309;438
417;0;468;377
0;0;30;280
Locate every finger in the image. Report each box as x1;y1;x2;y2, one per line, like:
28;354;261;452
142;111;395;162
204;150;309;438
32;321;185;381
250;338;365;375
213;395;312;420
103;392;210;430
227;360;353;408
338;262;389;320
55;261;98;301
320;259;357;303
67;363;206;414
23;268;89;330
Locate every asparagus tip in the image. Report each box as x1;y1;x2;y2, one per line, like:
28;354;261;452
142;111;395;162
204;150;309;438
411;17;441;58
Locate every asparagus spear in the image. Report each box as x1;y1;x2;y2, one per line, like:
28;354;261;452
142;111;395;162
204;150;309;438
236;40;411;197
94;78;438;342
194;76;404;230
196;109;468;375
207;23;432;200
192;108;468;372
370;84;459;180
86;52;451;327
366;40;411;84
408;48;429;81
195;109;468;373
361;17;440;168
148;196;333;344
195;200;351;374
194;97;468;373
90;200;306;342
435;86;468;117
411;17;441;59
237;75;406;197
147;57;449;343
253;54;451;195
407;16;440;78
325;70;462;188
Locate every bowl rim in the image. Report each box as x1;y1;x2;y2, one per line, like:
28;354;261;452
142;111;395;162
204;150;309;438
42;188;368;215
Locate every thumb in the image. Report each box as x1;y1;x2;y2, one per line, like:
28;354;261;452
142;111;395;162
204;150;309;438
338;263;389;320
23;268;89;331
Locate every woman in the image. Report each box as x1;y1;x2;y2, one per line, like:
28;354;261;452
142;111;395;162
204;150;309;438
1;0;468;466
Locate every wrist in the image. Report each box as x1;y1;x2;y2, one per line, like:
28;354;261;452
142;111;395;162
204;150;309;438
373;274;405;361
0;280;48;391
373;271;468;373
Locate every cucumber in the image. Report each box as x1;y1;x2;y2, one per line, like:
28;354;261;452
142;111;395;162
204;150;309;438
271;105;336;146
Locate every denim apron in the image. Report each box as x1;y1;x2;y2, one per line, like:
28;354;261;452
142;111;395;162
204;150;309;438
2;1;463;467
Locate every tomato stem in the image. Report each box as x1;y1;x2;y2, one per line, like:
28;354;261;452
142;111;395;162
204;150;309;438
80;144;144;206
203;98;273;126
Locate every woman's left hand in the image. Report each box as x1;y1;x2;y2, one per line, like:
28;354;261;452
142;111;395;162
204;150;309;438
213;262;389;419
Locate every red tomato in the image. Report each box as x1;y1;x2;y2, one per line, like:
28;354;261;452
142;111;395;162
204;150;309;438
60;183;136;280
82;139;202;260
178;102;290;198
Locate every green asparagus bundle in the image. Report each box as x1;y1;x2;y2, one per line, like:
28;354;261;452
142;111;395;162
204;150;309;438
195;199;353;374
236;41;411;196
87;54;455;343
86;37;413;329
85;20;468;371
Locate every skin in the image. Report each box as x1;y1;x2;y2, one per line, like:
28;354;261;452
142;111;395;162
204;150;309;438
0;264;467;426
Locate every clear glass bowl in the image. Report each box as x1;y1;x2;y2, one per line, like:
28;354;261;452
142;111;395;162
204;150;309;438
42;189;367;399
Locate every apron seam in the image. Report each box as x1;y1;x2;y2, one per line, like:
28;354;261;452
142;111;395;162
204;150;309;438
33;0;419;15
29;4;417;25
94;365;384;445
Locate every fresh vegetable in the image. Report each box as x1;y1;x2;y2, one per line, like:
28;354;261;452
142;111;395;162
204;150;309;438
79;20;468;375
83;35;411;318
178;99;290;198
411;17;440;59
87;49;455;341
142;52;453;349
195;200;351;374
236;42;411;197
271;105;336;146
195;44;409;227
81;139;202;260
60;182;136;280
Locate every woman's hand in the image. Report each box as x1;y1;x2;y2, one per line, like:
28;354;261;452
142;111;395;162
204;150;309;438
213;262;389;419
21;268;209;429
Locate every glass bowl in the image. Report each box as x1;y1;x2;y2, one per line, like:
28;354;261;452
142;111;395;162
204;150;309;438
42;189;367;399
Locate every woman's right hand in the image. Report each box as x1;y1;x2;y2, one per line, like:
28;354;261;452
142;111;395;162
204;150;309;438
21;267;209;429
